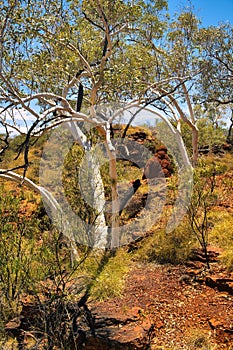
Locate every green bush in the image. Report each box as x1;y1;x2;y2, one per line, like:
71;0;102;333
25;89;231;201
181;117;226;156
209;211;233;271
134;220;195;265
0;189;39;317
0;185;76;321
186;328;213;350
90;249;131;300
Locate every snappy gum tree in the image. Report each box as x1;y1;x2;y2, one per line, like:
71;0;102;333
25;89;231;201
1;0;231;254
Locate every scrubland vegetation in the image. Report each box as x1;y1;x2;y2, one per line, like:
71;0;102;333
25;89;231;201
0;128;233;348
0;0;233;348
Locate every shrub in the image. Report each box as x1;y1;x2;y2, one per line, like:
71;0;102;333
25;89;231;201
133;220;195;265
186;328;213;350
209;211;233;271
0;188;39;319
90;249;131;300
0;185;78;320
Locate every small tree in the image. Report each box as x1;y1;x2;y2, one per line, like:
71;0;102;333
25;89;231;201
0;0;193;253
195;23;233;141
188;164;217;269
0;0;231;255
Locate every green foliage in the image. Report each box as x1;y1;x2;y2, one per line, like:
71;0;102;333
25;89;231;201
221;250;233;272
186;328;213;350
167;10;200;75
188;163;219;268
209;211;233;271
0;0;168;100
197;118;226;148
0;182;133;346
90;249;131;300
0;187;39;318
0;2;233;346
195;24;233;105
62;141;103;235
181;118;226;156
133;222;195;265
0;184;79;320
206;152;233;173
197;155;227;177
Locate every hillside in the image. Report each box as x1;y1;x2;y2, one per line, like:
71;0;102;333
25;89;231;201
0;127;233;349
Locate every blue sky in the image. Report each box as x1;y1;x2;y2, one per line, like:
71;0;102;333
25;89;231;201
168;0;233;26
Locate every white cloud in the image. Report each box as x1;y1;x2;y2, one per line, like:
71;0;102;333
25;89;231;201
0;125;29;136
119;106;162;127
0;107;36;135
0;107;36;122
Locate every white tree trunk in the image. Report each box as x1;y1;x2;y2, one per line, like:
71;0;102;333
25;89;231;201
64;121;110;248
105;123;120;249
78;147;108;249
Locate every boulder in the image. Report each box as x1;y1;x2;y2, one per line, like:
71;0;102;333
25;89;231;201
143;145;172;179
142;156;162;179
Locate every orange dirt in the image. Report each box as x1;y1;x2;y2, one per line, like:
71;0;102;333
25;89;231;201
90;257;233;349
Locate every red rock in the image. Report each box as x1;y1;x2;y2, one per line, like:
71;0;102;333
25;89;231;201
156;145;167;152
143;145;172;179
162;168;171;177
209;318;223;329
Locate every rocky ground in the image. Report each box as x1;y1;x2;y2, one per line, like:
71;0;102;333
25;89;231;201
5;247;233;350
88;250;233;349
3;155;233;349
